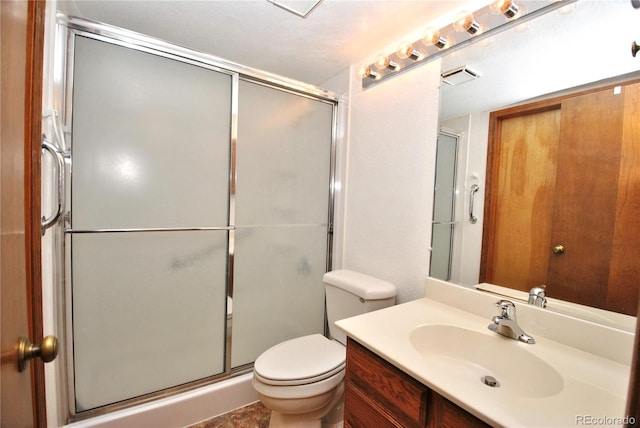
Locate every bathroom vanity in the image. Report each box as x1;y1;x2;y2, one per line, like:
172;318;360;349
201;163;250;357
336;278;634;427
344;338;488;427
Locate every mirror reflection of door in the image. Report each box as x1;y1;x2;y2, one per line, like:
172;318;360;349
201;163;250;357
430;132;459;281
481;80;640;316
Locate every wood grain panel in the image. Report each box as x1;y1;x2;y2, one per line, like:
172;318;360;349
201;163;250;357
486;108;560;291
344;383;406;428
482;80;640;315
428;394;490;428
606;82;640;315
345;338;428;427
0;0;46;426
345;338;493;428
549;87;624;307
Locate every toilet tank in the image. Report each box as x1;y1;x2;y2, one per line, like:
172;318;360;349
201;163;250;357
323;270;397;345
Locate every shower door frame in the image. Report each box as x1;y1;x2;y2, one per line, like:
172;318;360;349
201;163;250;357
52;14;339;421
429;130;460;281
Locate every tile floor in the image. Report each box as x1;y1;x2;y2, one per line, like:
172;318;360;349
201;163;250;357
186;401;270;428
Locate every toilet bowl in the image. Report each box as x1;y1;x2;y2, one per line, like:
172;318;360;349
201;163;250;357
252;334;346;428
252;270;397;428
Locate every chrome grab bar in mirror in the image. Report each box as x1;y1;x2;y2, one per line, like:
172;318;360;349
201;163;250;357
41;134;65;234
468;184;479;224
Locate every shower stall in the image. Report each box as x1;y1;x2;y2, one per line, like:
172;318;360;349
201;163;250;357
429;131;459;281
45;15;338;420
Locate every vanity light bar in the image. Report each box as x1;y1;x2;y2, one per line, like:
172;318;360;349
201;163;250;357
360;0;578;89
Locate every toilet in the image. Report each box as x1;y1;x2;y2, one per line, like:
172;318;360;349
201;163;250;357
252;269;397;428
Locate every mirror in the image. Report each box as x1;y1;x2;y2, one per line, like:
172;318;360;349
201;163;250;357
432;0;640;325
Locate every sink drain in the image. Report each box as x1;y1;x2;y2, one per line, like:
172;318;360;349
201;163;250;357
481;375;500;387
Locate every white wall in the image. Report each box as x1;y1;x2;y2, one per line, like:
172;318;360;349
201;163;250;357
337;63;442;303
441;111;489;287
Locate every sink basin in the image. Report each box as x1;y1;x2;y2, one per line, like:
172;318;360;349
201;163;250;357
409;324;564;398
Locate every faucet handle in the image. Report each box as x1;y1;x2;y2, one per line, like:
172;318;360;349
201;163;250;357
494;299;516;318
528;286;547;307
529;285;546;295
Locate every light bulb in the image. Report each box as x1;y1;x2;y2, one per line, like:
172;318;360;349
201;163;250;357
358;66;379;80
453;11;480;34
396;43;421;60
490;0;519;18
422;27;448;49
374;55;399;71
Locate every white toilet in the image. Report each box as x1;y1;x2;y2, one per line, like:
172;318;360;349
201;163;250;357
252;269;397;428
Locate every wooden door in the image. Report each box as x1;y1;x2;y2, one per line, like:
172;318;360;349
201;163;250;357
549;86;626;309
1;0;46;426
606;83;640;315
484;107;561;291
482;81;640;315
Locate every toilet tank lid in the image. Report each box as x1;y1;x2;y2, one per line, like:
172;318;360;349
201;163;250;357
323;269;397;300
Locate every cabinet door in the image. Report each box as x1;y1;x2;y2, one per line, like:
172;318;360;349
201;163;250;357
428;393;490;428
344;339;491;428
344;383;407;428
345;339;428;427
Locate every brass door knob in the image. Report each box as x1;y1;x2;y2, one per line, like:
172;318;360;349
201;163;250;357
552;244;565;254
18;335;58;372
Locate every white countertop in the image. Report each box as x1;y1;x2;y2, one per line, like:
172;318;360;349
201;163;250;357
335;278;635;427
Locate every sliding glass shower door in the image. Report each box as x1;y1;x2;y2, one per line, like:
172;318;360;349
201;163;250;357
430;132;459;281
231;81;334;367
70;36;233;411
62;21;337;415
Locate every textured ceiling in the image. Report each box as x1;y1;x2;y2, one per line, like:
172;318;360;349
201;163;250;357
61;0;476;85
58;0;639;118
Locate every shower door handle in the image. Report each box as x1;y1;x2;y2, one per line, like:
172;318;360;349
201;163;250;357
41;134;66;234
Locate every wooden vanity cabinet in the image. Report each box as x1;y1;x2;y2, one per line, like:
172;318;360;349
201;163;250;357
344;338;490;428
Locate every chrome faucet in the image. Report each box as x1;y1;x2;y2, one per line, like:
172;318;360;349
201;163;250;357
488;300;535;344
528;286;547;308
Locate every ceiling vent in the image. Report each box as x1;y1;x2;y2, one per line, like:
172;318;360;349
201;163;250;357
441;66;480;86
267;0;323;18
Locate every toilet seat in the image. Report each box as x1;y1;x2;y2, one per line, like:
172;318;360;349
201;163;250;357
254;334;346;386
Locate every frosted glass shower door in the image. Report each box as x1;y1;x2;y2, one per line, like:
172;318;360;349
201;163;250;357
430;132;459;281
70;36;232;411
231;81;334;367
